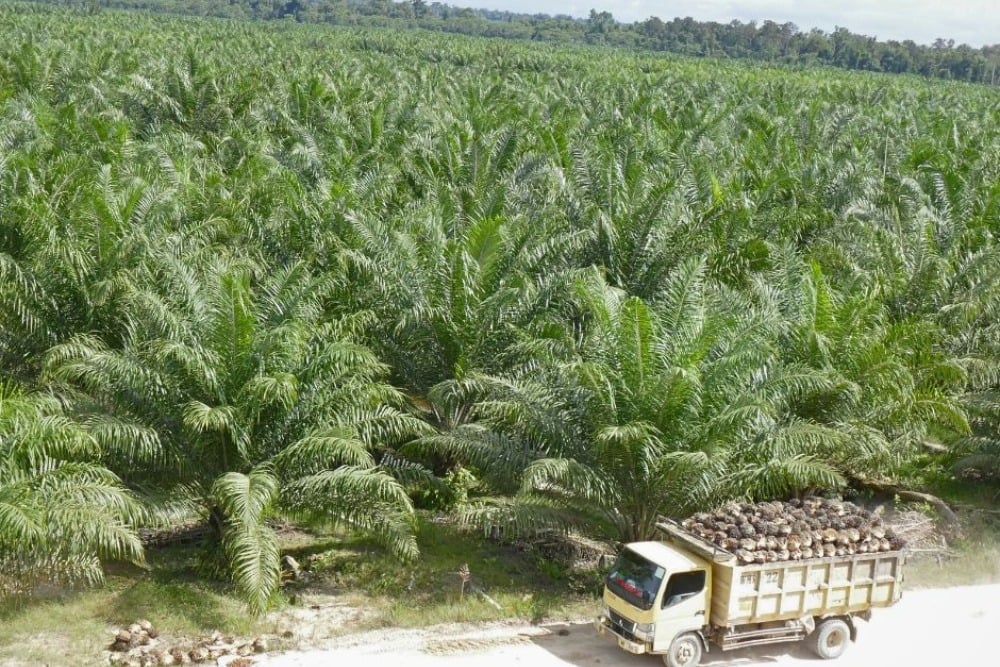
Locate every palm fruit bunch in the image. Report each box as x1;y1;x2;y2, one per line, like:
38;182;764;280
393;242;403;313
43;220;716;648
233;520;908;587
680;497;905;565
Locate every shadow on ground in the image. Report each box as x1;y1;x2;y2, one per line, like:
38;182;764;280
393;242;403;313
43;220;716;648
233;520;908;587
529;622;821;667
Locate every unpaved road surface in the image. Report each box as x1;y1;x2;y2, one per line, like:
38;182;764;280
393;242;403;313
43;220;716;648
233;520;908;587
260;584;998;667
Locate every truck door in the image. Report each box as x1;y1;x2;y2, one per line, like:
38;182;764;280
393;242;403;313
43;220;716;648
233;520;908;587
652;569;709;653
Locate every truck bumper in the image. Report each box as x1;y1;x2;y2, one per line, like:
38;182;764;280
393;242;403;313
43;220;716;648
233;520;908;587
594;616;648;654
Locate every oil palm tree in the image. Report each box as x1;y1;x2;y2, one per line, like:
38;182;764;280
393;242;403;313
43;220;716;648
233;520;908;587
339;201;588;393
0;130;171;378
44;254;430;613
426;264;844;542
0;381;143;598
562;127;702;301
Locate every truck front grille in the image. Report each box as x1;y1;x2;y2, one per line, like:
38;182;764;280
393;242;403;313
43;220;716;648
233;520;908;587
608;609;637;641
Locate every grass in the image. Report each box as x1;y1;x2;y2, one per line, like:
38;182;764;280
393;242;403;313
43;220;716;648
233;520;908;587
0;549;272;667
0;516;600;666
0;577;268;666
296;515;600;628
0;579;262;667
907;542;1000;588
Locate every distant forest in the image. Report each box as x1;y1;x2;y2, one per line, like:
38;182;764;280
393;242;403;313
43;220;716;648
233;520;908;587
48;0;1000;86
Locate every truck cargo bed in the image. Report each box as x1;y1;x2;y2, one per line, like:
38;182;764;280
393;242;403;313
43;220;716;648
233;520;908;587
656;519;904;626
711;551;903;625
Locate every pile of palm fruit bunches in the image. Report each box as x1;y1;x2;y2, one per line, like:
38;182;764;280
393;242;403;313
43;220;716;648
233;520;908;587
680;497;906;564
107;619;268;666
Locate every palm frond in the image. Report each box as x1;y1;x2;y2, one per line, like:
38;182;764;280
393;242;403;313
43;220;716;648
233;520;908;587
81;413;162;465
724;454;845;501
458;495;616;541
183;401;248;457
282;466;416;560
221;518;279;617
241;373;299;412
407;425;536;492
520;457;617;505
212;469;280;615
655;256;707;358
273;428;374;478
212;469;278;529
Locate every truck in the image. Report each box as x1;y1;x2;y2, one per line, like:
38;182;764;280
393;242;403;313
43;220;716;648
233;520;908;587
595;518;904;667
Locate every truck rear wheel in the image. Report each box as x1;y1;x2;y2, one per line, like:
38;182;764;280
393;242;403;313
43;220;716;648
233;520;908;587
663;633;703;667
809;618;850;659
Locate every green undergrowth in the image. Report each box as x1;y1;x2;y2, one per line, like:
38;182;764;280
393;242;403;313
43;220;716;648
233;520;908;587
0;516;599;666
288;515;600;627
0;550;270;666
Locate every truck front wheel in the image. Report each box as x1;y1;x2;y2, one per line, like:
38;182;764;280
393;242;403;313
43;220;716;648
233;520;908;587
663;633;703;667
809;618;850;659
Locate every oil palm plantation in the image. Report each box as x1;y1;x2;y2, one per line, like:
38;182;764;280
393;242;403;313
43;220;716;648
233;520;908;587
3;1;1000;609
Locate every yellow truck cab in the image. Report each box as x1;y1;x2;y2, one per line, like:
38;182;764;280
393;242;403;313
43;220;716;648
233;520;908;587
599;541;710;656
595;519;904;667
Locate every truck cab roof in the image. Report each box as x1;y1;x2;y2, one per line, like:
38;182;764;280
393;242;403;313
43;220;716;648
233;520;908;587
627;540;709;572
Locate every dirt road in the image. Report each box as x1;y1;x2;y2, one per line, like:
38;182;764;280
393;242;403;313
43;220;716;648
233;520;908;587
260;584;998;667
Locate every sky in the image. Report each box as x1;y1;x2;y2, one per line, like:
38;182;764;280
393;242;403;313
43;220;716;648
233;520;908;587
450;1;999;47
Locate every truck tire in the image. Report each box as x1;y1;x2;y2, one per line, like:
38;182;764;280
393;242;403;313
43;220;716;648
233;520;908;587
809;618;850;659
663;632;703;667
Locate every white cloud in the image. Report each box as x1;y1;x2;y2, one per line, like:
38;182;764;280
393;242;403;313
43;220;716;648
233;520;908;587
452;0;998;47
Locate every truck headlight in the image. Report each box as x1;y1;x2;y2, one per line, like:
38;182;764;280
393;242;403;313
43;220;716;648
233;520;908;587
634;622;655;641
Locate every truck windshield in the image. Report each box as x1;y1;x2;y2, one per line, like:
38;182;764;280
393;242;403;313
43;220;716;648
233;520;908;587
606;548;665;611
